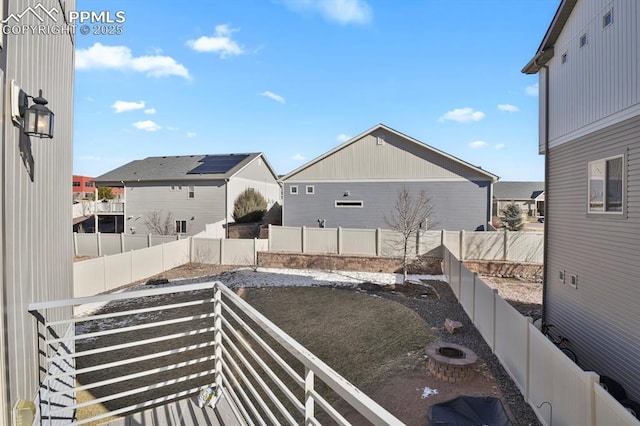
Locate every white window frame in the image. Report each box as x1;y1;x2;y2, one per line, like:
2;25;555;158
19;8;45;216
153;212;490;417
188;185;195;199
579;33;587;48
587;154;624;215
290;185;298;195
306;185;315;195
603;10;613;28
334;200;363;208
175;220;187;234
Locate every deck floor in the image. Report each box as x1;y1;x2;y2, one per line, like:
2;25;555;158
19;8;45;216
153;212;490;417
104;393;241;426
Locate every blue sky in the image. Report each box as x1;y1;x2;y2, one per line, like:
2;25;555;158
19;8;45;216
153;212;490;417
73;0;557;181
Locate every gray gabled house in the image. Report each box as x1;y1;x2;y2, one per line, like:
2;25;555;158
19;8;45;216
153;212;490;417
95;153;280;236
281;124;498;231
493;181;545;219
524;0;640;401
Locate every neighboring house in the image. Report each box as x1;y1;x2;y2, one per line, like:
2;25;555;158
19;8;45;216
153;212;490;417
524;0;640;400
0;0;76;423
95;153;280;236
493;181;545;219
72;175;95;201
281;124;498;231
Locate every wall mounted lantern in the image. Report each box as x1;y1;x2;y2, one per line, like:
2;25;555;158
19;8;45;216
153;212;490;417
11;80;55;139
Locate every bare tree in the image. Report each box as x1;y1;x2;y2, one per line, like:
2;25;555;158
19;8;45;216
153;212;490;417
144;210;175;235
384;188;436;282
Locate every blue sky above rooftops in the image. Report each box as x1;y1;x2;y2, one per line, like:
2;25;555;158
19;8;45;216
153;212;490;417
73;0;557;181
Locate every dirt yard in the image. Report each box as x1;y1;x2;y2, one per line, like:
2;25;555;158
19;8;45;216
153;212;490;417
480;275;543;319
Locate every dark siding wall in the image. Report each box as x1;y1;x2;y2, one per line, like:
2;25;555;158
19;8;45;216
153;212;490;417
546;114;640;400
283;181;491;231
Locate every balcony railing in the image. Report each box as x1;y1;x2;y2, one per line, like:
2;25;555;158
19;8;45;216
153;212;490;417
95;201;124;213
28;281;403;425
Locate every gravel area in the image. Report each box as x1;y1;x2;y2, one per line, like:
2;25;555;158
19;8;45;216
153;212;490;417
376;280;540;426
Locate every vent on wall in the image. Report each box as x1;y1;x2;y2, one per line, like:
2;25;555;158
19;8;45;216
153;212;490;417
376;135;385;145
570;274;578;289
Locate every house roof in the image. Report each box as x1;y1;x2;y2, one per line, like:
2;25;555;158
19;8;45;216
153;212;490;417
522;0;578;74
281;123;499;182
493;181;545;200
95;153;277;185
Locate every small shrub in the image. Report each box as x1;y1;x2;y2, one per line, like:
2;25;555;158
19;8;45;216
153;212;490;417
500;203;524;231
233;188;267;223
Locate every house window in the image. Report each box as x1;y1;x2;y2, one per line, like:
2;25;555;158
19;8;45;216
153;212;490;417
306;185;315;195
188;185;195;198
73;182;81;187
588;155;624;213
579;34;587;48
561;53;568;64
335;200;363;208
603;10;613;27
559;270;565;283
175;220;187;233
85;181;94;187
290;186;298;195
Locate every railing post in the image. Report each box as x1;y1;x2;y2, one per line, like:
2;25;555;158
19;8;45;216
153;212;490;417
214;284;223;392
304;367;315;425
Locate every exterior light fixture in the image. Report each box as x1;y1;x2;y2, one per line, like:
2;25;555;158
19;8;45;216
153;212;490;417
19;89;55;139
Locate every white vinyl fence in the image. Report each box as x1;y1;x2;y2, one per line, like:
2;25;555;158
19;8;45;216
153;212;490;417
73;237;266;298
442;248;639;426
269;226;542;263
74;232;181;257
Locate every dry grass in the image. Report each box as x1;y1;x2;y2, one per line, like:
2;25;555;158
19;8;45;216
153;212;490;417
237;286;434;389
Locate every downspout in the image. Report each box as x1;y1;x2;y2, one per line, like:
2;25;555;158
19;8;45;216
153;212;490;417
535;55;551;324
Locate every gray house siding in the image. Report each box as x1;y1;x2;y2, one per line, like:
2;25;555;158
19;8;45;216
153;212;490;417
545;114;640;400
0;0;76;420
125;181;226;236
283;180;491;231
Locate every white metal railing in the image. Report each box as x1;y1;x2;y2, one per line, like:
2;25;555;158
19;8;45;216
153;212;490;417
28;281;403;425
95;201;124;213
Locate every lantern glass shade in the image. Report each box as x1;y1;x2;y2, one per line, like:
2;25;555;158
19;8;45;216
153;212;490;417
24;103;54;138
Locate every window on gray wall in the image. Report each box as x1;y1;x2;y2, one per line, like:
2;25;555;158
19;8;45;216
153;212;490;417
290;186;298;195
588;155;623;213
188;185;195;198
306;185;314;194
176;220;187;233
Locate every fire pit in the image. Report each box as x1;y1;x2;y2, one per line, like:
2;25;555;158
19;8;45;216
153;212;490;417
426;342;478;383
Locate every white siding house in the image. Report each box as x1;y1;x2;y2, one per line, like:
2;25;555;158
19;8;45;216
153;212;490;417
0;0;76;423
524;0;640;403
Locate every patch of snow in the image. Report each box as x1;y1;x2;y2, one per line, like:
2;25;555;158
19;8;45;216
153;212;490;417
421;387;439;399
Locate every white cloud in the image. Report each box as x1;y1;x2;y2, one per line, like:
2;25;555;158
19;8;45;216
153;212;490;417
260;91;286;104
495;143;506;150
133;120;161;132
497;104;519;112
292;154;307;161
112;100;145;113
144;108;156;115
525;83;539;96
85;97;95;102
468;140;488;149
336;133;351;142
166;126;180;131
187;24;245;58
186;132;197;138
439;107;486;123
76;43;191;80
283;0;372;25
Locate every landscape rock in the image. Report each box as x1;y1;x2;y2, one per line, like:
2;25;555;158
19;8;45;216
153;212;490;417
444;318;464;334
146;278;169;286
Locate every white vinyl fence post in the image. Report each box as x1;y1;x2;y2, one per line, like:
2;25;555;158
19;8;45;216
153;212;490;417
97;232;102;257
376;228;382;256
302;226;307;253
337;227;342;255
503;228;509;261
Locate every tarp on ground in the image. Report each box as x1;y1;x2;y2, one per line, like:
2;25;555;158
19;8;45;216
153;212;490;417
428;396;511;426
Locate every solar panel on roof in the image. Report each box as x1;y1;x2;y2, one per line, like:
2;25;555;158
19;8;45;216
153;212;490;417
187;154;249;175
